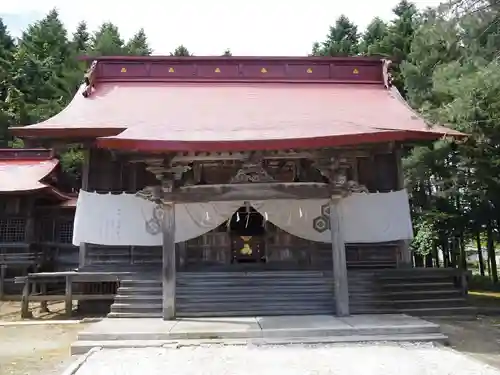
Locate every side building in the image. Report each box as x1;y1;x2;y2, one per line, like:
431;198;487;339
0;148;78;297
10;56;471;318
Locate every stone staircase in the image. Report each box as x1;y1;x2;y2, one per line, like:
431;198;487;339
108;269;162;318
349;268;476;316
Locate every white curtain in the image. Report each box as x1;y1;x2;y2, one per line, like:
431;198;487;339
72;190;413;247
252;190;413;243
72;191;241;246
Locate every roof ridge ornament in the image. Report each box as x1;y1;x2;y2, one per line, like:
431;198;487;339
82;60;98;98
382;59;393;89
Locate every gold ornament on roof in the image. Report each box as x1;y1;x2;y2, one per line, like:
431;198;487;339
168;67;175;73
352;68;359;74
306;68;313;74
214;67;221;73
261;67;268;73
120;67;127;73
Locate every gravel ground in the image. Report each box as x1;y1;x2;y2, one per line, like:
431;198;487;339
75;343;500;375
0;324;83;375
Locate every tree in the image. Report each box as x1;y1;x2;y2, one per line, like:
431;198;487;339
89;22;124;56
170;45;191;56
359;17;388;55
312;15;359;56
0;18;15;146
126;28;152;56
7;9;73;124
72;21;90;54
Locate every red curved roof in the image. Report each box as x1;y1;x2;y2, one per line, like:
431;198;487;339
10;56;462;152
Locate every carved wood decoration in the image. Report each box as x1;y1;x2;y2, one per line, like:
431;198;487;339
230;157;275;184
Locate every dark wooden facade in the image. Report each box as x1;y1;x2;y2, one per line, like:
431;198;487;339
79;145;403;273
0;149;78;297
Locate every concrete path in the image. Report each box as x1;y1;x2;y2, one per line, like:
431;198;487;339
73;343;500;375
72;314;447;354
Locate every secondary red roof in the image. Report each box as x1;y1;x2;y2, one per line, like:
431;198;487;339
0;159;59;192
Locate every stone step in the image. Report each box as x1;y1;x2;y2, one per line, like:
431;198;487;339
107;312;163;318
380;282;455;291
71;333;448;355
117;286;162;295
77;323;440;342
120;280;162;287
350;290;462;299
350;298;468;310
110;303;162;313
114;295;163;304
351;306;476;316
176;290;334;303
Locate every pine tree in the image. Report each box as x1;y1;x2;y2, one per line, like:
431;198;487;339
318;15;359;56
126;28;152;56
89;22;124;56
359;17;388;56
8;8;73;124
0;18;15;146
170;45;191;56
72;21;90;54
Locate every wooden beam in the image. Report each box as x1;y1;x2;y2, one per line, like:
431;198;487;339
162;182;336;203
330;201;349;316
162;202;176;320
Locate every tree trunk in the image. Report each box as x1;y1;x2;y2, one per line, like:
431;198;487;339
476;231;485;276
486;218;498;283
433;242;440;268
459;235;467;271
425;253;433;268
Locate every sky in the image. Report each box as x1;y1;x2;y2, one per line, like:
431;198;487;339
1;0;445;56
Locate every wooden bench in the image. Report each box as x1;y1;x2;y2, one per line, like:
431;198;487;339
0;252;40;298
14;271;135;318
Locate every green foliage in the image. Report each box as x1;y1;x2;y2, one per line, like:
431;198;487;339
126;28;152;56
313;15;359;56
2;10;153;187
170;45;191;56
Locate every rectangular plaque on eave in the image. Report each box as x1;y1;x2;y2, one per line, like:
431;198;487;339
99;62;149;78
150;63;197;78
241;63;286;79
197;64;240;79
286;64;330;79
330;63;383;83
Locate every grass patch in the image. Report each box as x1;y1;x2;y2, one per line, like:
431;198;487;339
469;291;500;298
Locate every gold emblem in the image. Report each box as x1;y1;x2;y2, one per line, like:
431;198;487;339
120;67;127;73
214;67;221;73
239;236;253;255
168;67;175;73
261;67;268;73
240;243;253;255
352;68;359;74
306;68;313;74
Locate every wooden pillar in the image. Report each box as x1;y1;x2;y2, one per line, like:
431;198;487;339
162;202;176;320
395;146;412;267
65;275;73;317
0;265;5;300
79;149;90;269
21;278;32;319
330;200;349;316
